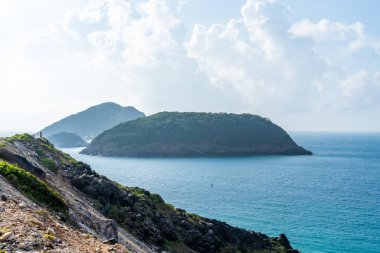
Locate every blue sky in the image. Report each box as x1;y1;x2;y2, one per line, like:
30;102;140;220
0;0;379;132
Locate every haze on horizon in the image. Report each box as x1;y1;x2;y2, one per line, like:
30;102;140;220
0;0;380;133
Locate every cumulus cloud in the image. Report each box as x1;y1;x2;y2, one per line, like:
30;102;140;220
18;0;245;117
288;19;365;47
0;0;379;131
340;70;380;109
186;0;325;112
186;0;380;113
60;0;181;66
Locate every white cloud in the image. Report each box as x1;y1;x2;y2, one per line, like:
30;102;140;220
374;41;380;55
341;70;369;99
0;0;379;131
63;0;182;66
288;19;380;63
186;0;380;114
289;19;364;42
186;0;329;113
340;70;380;109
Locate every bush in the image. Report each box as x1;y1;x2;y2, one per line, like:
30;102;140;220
5;133;35;142
41;158;58;173
0;160;67;212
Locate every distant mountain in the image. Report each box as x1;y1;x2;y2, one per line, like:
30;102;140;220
47;132;88;148
82;112;312;157
41;102;145;140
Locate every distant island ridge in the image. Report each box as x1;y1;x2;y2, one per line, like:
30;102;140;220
40;102;145;140
82;112;312;157
47;132;88;148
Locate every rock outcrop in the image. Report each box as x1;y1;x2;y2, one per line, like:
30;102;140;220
0;176;130;253
0;134;153;253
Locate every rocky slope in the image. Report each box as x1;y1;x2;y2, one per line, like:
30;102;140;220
82;112;312;157
0;134;153;253
0;177;129;253
47;132;88;148
40;102;145;140
0;134;299;253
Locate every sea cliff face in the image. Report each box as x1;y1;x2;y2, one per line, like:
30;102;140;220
0;134;299;253
82;112;312;157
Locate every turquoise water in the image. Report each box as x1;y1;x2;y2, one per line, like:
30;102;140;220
61;133;378;252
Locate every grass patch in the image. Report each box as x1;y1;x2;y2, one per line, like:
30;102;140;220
36;149;45;158
165;239;192;253
0;160;67;212
128;186;149;197
0;141;6;148
43;233;56;240
60;152;81;166
41;158;58;173
5;133;35;142
0;226;10;233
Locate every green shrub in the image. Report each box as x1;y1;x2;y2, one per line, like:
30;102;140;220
0;160;67;212
5;133;35;142
43;233;56;240
41;158;58;173
0;227;10;233
36;149;45;157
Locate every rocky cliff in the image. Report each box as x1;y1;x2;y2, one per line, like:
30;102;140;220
0;134;299;253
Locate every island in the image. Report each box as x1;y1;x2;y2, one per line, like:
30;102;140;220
47;132;88;148
82;112;312;157
40;102;145;140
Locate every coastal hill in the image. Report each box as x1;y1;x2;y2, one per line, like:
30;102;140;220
47;132;88;148
0;134;298;252
40;102;145;140
82;112;312;157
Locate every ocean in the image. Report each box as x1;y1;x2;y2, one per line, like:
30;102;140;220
4;132;380;252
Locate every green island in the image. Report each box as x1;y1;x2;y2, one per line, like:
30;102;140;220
47;132;88;148
82;112;312;157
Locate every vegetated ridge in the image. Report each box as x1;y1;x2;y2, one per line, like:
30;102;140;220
82;112;312;157
47;132;88;148
40;102;145;140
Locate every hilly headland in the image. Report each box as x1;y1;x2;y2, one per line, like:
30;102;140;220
40;102;145;140
82;112;312;157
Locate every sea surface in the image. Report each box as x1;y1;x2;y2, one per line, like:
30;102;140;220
3;132;379;252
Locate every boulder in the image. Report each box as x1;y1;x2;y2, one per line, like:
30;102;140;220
101;219;119;242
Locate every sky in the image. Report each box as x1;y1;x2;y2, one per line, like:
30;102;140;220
0;0;379;132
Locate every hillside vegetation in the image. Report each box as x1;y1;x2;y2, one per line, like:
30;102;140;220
0;134;299;253
83;112;312;157
0;160;67;212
